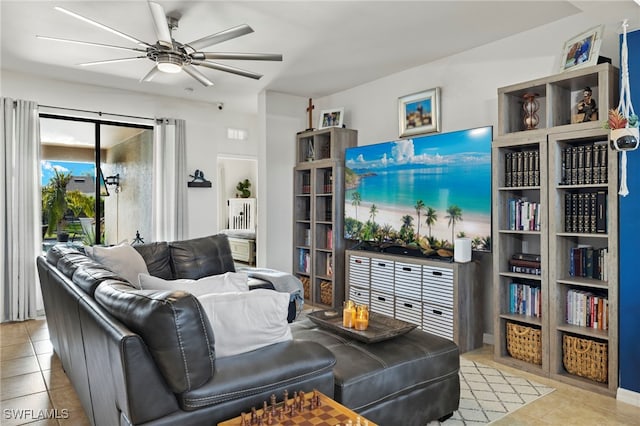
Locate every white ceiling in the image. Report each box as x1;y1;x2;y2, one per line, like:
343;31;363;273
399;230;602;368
0;1;630;113
0;0;596;112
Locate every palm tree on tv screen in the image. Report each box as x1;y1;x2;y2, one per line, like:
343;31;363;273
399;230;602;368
351;191;361;222
414;200;425;239
445;205;463;246
425;206;437;239
369;203;378;223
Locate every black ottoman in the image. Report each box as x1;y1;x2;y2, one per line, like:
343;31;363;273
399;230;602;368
291;317;460;426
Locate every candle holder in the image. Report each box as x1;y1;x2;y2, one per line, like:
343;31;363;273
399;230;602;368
342;300;356;328
522;93;540;130
354;304;369;331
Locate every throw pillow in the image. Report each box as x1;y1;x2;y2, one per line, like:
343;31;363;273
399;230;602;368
89;244;149;288
197;289;292;358
138;272;249;297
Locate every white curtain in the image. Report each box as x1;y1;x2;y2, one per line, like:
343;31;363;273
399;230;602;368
1;98;41;322
152;118;187;242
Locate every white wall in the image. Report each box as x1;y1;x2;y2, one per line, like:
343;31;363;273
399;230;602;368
2;70;259;240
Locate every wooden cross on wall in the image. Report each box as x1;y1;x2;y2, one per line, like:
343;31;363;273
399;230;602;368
306;98;314;131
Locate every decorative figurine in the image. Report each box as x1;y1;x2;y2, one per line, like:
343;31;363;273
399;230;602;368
576;86;597;122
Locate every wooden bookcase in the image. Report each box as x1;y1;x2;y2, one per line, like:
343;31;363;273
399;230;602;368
293;127;357;308
493;63;619;394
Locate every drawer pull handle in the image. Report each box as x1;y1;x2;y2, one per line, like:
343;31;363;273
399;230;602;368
378;296;386;302
378;263;386;267
432;271;443;276
402;267;412;272
404;303;413;308
433;309;443;315
355;259;362;264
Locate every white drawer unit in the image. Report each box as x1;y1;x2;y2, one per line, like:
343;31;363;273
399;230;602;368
348;256;370;288
394;261;422;299
371;290;394;317
370;257;394;293
395;296;422;326
345;250;481;353
349;286;370;306
423;265;454;306
228;237;256;265
423;303;454;341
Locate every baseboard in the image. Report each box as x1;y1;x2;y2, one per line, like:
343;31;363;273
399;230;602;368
617;387;640;407
483;332;494;345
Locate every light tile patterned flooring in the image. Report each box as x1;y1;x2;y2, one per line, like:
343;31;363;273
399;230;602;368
1;317;640;425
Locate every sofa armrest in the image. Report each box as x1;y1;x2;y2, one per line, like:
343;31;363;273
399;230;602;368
94;281;216;393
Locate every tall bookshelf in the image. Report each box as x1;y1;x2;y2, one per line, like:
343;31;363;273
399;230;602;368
293;127;357;308
493;63;619;394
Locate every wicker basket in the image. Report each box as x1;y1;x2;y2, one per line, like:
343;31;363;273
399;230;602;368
320;281;333;305
299;276;311;300
563;335;608;383
506;322;542;365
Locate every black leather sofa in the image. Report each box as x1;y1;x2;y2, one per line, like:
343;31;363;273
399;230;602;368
36;234;460;425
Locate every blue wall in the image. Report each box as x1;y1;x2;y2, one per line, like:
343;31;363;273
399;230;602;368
619;29;640;393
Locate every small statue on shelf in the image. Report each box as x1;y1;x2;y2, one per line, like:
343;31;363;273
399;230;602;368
575;86;598;122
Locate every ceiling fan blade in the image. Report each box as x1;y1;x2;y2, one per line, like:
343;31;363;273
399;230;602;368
54;6;152;48
141;66;160;82
187;24;254;51
191;60;262;80
148;2;173;48
191;52;283;61
183;65;214;87
36;35;147;53
79;56;147;67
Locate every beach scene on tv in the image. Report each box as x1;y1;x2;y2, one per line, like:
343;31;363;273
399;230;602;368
344;126;492;255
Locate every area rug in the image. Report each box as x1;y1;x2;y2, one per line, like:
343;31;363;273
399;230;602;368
428;358;555;425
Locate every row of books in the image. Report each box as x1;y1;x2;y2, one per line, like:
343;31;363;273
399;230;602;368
322;172;333;194
569;246;609;281
559;142;608;186
298;249;310;273
508;282;542;318
507;198;541;231
509;252;541;276
300;172;311;194
504;150;540;187
566;289;609;330
564;191;607;234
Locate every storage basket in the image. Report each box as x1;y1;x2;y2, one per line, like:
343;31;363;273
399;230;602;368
563;335;608;383
506;322;542;365
320;281;333;305
300;276;311;300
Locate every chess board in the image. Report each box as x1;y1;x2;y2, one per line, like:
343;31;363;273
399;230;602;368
217;390;377;426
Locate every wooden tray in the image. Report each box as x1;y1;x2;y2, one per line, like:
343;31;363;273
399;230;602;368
307;309;416;343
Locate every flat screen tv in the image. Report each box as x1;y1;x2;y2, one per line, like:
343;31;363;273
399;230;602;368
344;126;492;256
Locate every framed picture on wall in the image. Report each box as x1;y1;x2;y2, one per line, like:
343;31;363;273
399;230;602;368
318;108;344;129
398;87;441;138
560;25;603;72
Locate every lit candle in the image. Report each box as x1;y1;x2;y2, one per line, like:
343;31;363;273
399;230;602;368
343;300;355;328
354;304;369;331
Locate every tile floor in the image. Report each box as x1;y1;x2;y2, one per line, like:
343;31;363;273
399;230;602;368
1;317;639;425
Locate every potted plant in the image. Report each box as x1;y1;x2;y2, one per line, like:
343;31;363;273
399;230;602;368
236;179;252;198
42;169;72;242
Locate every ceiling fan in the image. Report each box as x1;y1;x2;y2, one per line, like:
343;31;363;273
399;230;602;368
37;1;283;87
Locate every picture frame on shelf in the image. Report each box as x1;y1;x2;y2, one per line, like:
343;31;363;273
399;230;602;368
560;25;603;72
318;108;344;129
398;87;441;138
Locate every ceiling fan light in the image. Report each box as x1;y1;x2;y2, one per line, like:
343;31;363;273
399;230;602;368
157;62;182;73
156;52;183;73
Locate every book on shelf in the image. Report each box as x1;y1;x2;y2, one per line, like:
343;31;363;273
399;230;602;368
508;198;541;231
563;189;607;234
298;249;311;273
512;252;541;262
504;148;540;187
301;172;311;194
566;288;608;330
569;246;608;281
559;142;608;186
509;281;542;317
326;228;333;249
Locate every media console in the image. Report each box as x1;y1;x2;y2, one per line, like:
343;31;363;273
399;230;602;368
345;249;482;353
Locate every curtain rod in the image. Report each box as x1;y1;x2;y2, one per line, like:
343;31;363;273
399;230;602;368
39;104;157;122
